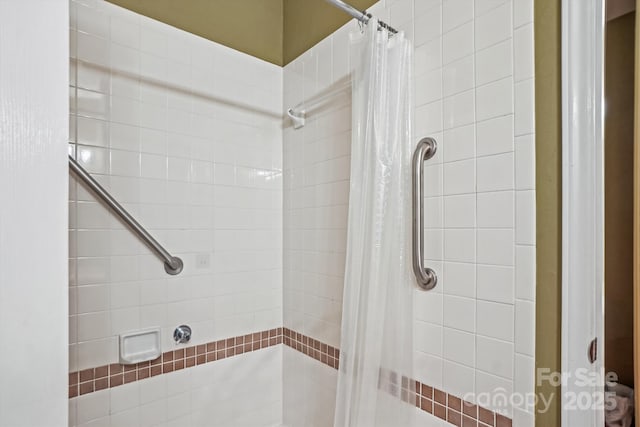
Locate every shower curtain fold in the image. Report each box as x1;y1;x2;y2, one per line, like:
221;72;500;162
334;19;415;427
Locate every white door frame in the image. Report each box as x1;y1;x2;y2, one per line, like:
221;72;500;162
561;0;606;425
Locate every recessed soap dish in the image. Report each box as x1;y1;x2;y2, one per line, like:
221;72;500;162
119;328;161;365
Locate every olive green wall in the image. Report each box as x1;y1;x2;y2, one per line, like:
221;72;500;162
106;0;284;65
534;0;562;426
604;11;636;390
106;0;378;66
283;0;376;64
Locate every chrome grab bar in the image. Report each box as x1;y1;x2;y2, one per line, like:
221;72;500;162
412;138;438;290
68;155;183;275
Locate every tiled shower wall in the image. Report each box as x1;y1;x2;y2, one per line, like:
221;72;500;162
68;0;536;425
283;0;536;426
68;0;283;425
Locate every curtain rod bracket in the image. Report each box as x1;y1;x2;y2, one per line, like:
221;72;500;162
287;108;306;129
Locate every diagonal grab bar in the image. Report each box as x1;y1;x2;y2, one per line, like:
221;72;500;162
68;155;183;275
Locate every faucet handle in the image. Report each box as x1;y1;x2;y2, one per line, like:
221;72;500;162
173;325;192;344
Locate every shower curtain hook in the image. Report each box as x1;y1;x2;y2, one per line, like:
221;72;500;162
358;16;366;33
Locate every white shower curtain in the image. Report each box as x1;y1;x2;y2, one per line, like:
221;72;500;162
334;20;415;427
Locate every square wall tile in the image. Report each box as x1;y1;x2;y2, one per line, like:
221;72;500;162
443;262;476;298
443;0;474;33
444;194;476;228
415;351;445;390
416;321;444;356
443;55;475;97
415;37;443;74
477;191;514;228
443;124;476;162
476;77;513;122
476;300;514;342
476;115;514;156
444;295;476;332
415;291;444;325
477;152;514;192
443;89;475;129
444;327;476;367
443;361;476;400
443;22;474;65
445;229;476;263
477;229;514;266
475;371;513;416
476;336;514;379
477;265;514;304
475;2;512;50
475;39;513;86
416;68;444;106
444;159;475;195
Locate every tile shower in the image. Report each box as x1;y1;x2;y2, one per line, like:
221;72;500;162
69;1;283;424
68;0;536;426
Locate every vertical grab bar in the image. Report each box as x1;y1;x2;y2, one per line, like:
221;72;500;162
412;137;438;290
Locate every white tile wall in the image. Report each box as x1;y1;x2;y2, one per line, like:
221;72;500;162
70;346;283;427
69;0;535;424
69;3;283;423
283;0;536;424
283;345;454;427
283;346;338;427
282;21;353;351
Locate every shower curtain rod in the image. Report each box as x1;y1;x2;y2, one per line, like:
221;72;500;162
287;1;396;129
323;0;398;34
287;78;351;128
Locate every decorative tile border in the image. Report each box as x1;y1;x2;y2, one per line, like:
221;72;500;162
281;328;512;427
413;381;512;427
69;328;283;398
282;327;339;369
69;326;513;427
